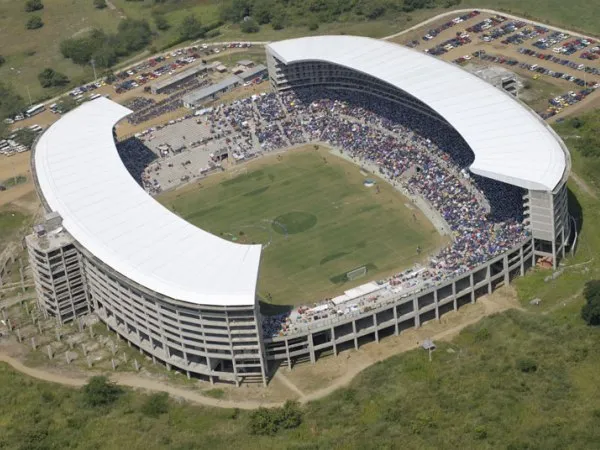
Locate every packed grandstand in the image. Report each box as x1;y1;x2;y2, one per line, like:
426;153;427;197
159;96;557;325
125;88;530;338
28;36;570;384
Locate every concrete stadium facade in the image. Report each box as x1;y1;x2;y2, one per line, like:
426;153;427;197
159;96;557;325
26;37;571;386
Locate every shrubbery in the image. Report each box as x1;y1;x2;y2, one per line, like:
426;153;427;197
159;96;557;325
82;376;123;407
248;400;303;435
26;15;44;29
38;68;69;88
141;392;169;417
582;280;600;326
25;0;44;12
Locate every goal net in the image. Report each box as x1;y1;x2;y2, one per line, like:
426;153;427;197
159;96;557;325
347;265;367;281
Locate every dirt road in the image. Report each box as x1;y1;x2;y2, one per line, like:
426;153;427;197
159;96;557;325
0;292;521;410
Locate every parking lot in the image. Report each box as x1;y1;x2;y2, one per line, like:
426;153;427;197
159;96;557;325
392;10;600;121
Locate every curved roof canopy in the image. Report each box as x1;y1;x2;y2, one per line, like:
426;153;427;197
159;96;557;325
34;97;261;306
267;36;568;191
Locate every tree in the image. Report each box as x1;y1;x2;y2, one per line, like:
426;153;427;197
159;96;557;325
582;280;600;326
253;0;274;24
307;18;319;31
38;68;69;88
25;0;44;12
141;392;169;417
153;12;170;31
14;128;37;148
362;0;387;19
82;376;123;407
178;15;204;41
93;0;107;9
240;17;260;33
0;55;5;67
26;15;44;30
56;95;77;114
271;7;286;30
0;82;25;118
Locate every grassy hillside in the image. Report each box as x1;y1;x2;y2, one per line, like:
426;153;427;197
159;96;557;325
0;0;121;102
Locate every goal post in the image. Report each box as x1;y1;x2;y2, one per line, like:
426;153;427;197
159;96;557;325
347;265;367;281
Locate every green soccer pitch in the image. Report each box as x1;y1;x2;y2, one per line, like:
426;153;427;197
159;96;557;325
159;146;447;306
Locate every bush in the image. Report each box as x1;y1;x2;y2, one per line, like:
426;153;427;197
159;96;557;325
153;13;170;31
141;392;169;417
308;18;319;31
26;15;43;30
179;15;205;41
93;0;107;9
248;400;302;435
581;280;600;326
206;29;221;38
0;55;5;67
516;358;538;373
83;376;123;407
25;0;43;12
38;68;69;88
240;17;260;33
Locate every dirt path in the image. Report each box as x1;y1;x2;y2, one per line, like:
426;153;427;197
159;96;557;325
0;353;280;410
0;294;520;409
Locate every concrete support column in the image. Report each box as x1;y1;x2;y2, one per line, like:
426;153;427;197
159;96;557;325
487;265;492;295
520;245;525;276
373;313;379;343
352;321;358;350
470;273;475;303
285;339;292;370
434;290;440;321
307;334;316;364
331;327;337;356
503;254;510;285
393;306;399;336
452;282;457;311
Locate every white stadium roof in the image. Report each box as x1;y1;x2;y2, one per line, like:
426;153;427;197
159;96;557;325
267;36;568;191
34;97;261;307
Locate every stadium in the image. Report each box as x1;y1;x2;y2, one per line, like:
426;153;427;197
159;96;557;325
26;36;571;386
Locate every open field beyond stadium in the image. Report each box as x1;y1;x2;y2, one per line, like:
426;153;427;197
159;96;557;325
159;146;446;306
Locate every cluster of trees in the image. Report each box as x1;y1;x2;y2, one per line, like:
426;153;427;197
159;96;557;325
248;400;303;435
582;280;600;326
38;68;69;88
219;0;459;32
0;83;25;137
93;0;107;9
24;0;44;30
60;19;152;69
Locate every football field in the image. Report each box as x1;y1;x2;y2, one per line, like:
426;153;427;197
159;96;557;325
158;146;446;306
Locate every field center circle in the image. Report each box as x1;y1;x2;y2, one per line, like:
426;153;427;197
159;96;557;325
272;211;317;234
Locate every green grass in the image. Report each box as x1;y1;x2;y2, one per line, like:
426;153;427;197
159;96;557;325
0;209;28;246
159;148;442;305
0;0;122;102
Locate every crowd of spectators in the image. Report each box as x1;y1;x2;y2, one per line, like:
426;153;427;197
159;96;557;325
115;86;530;339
